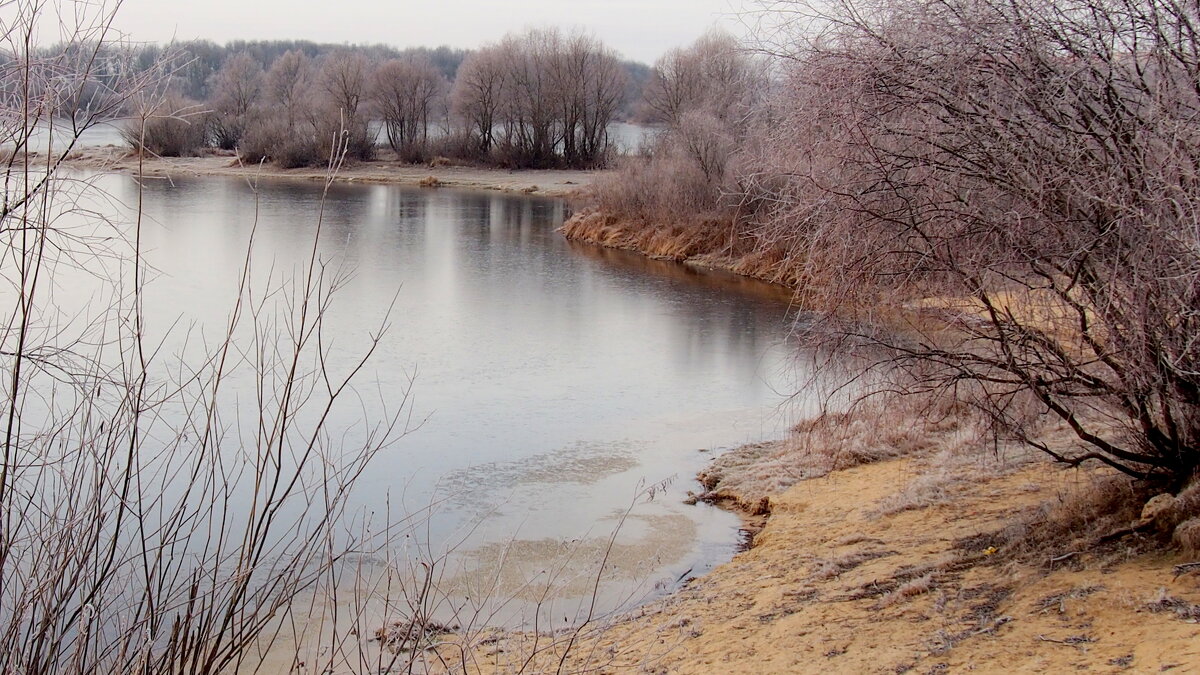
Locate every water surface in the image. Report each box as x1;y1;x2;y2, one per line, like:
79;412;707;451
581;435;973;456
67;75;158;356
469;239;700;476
82;172;807;624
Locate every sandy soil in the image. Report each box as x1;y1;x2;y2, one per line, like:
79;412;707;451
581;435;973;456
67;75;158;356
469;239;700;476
57;147;610;197
433;441;1200;673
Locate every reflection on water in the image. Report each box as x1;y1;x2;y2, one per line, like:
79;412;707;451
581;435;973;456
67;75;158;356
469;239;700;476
87;172;804;625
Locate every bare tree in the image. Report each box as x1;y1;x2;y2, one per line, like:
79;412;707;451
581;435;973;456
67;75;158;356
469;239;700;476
318;50;369;122
576;31;764;228
373;56;447;162
748;0;1200;486
447;30;627;168
552;32;627;168
262;49;310;132
240;49;375;166
643;31;758;128
493;30;561;167
207;51;262;149
451;45;506;155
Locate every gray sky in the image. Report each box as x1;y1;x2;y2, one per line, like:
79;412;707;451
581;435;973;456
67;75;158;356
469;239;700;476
111;0;747;64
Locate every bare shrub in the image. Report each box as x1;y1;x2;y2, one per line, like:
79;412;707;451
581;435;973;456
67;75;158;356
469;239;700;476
1004;473;1151;559
749;0;1200;486
2;5;413;671
122;94;208;157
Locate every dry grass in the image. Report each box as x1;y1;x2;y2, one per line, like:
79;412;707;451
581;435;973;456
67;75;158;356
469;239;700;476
876;573;937;608
869;444;1038;518
560;207;803;288
809;549;898;581
995;472;1151;565
695;391;996;517
1175;518;1200;554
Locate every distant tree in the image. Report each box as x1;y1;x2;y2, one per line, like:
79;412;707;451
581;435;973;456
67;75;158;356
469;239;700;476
263;49;311;131
172;39;225;100
451;45;507;155
643;31;758;127
207;52;262;149
618;59;653;122
448;29;626;168
239;50;314;165
372;56;447;161
313;50;374;161
318;50;370;122
604;31;765;204
494;30;561;167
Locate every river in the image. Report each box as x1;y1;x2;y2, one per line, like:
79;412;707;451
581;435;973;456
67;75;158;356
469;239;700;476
38;171;806;631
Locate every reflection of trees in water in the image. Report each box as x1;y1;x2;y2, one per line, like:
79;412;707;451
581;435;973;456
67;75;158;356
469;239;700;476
564;240;796;357
128;175;798;402
384;188;429;223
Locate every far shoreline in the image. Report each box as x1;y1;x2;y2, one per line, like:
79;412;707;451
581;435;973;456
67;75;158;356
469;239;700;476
56;146;611;199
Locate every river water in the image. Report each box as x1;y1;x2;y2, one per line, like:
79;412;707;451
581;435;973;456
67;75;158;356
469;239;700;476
45;171;807;630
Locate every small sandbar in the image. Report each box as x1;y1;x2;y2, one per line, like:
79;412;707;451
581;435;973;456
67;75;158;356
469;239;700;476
57;146;610;197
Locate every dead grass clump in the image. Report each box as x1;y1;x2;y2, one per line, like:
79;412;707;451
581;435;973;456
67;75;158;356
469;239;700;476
560;207;738;264
1173;518;1200;554
374;617;459;653
1146;589;1200;621
1000;472;1153;562
1034;585;1105;614
809;549;898;580
870;468;956;518
835;535;884;547
877;574;937;608
870;445;1037;519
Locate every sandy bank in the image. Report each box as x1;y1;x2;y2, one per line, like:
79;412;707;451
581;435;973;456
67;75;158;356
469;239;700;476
58;147;611;198
435;404;1200;673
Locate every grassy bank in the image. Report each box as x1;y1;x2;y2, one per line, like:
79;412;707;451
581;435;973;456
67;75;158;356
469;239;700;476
559;207;805;289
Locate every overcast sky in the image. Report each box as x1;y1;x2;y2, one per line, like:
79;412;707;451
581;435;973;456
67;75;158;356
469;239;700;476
108;0;748;64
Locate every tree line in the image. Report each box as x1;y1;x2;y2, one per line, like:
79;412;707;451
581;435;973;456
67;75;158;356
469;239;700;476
119;32;649;169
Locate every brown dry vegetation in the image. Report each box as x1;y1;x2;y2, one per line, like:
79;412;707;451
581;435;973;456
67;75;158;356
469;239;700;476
560;207;804;288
